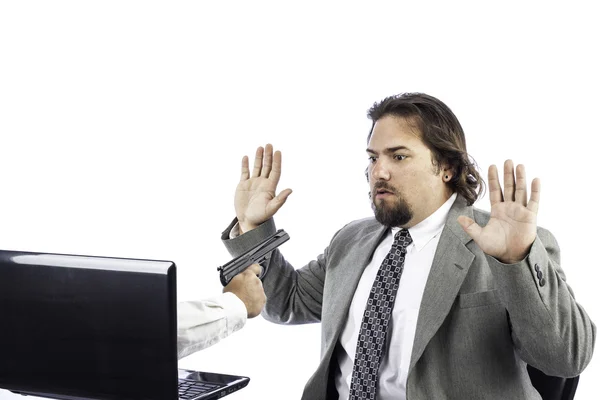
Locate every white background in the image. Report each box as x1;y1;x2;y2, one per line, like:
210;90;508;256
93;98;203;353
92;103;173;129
0;1;598;399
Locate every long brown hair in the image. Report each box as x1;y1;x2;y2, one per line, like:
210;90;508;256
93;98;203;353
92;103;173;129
367;92;485;206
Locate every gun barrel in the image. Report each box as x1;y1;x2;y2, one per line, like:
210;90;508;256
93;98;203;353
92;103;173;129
217;229;290;286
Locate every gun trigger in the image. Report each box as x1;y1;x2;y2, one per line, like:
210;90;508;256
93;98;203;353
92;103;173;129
255;255;267;265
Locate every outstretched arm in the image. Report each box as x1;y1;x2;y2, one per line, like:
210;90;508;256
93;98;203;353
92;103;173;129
177;265;266;359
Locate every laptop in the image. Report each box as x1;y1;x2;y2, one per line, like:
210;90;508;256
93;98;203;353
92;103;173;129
0;249;250;400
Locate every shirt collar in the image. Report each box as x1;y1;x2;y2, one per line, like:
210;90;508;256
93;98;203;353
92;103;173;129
391;192;458;252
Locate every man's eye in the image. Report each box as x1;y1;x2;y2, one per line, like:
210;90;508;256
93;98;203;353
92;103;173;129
394;155;406;161
368;156;377;163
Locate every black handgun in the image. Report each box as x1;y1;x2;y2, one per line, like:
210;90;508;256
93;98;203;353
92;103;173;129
217;229;290;286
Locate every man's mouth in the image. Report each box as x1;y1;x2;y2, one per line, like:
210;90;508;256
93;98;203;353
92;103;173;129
374;188;395;198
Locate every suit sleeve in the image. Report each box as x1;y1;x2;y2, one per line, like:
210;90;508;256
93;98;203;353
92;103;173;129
221;218;327;325
487;227;596;377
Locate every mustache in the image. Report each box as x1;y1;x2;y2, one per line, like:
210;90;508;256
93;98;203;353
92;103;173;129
372;182;397;194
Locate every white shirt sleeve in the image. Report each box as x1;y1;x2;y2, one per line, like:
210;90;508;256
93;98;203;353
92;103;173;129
229;222;241;239
177;292;247;359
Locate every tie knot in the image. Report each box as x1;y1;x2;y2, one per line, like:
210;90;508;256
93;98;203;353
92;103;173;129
393;229;413;249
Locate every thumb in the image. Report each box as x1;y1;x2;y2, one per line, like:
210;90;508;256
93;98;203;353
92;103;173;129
266;188;293;214
457;216;483;241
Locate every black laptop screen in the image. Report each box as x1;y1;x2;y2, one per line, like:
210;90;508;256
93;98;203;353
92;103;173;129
0;250;178;400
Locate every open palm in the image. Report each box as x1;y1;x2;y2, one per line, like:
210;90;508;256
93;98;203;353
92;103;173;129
235;144;292;233
458;160;540;264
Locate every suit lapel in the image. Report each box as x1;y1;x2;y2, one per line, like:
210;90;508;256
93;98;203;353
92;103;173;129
323;223;389;348
408;196;476;373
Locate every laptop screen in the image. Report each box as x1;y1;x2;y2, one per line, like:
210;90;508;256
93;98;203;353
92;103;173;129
0;250;178;400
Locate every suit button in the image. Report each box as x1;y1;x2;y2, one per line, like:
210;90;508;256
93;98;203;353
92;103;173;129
534;264;540;272
537;271;543;280
540;278;546;287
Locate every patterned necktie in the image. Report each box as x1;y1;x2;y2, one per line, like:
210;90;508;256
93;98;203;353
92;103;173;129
349;229;413;400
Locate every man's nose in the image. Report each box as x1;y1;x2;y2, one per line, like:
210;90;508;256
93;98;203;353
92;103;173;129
371;160;391;181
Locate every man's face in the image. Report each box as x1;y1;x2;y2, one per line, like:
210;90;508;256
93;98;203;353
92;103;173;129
367;115;450;228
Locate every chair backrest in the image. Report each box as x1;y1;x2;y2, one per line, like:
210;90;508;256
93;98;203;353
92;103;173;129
527;365;579;400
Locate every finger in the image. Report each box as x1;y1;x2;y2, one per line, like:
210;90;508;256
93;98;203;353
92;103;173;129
269;150;283;184
488;165;503;206
514;164;528;206
251;146;264;178
277;188;293;203
527;177;541;214
457;215;483;242
266;188;293;215
240;155;249;182
246;263;262;276
503;159;516;201
261;143;273;178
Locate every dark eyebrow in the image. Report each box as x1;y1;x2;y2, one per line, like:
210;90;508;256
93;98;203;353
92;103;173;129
366;146;411;155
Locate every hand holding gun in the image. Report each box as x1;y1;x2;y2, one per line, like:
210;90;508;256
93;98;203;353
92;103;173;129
218;229;289;286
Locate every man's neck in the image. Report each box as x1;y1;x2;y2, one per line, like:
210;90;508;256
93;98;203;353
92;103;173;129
400;191;455;229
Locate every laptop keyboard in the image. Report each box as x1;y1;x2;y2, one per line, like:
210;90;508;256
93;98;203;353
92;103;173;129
178;379;224;399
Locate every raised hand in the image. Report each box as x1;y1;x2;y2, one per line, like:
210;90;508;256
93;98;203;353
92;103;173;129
235;144;293;234
457;160;540;264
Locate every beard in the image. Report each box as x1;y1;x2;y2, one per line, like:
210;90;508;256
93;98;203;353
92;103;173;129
371;183;413;227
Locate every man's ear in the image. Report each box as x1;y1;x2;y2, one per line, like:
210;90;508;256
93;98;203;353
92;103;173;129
442;165;454;182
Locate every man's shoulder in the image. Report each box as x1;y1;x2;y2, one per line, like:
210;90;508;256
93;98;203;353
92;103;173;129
345;215;380;228
343;216;382;232
329;216;383;244
472;206;491;226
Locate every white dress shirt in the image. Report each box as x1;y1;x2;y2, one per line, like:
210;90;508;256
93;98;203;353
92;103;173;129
177;292;247;359
335;193;457;400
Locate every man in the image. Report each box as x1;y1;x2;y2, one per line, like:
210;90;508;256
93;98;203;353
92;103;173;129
177;263;266;359
221;93;595;399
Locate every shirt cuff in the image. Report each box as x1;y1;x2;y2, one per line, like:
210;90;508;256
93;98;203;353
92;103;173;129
177;292;247;359
229;222;241;239
219;291;248;327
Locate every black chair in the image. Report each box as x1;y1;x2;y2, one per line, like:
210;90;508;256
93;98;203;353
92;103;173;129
527;365;579;400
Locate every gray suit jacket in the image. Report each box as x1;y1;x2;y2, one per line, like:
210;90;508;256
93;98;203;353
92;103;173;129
222;196;596;400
